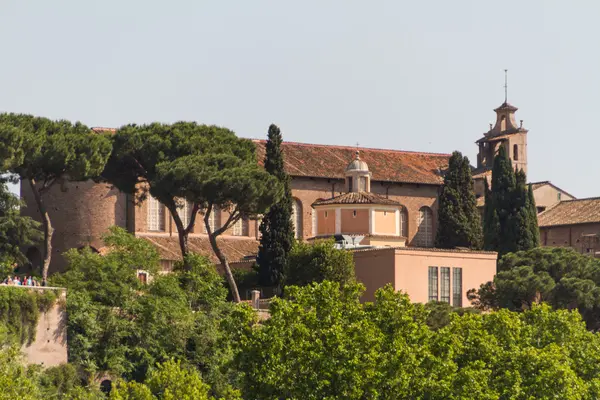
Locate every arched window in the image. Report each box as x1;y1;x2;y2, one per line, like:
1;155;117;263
232;218;247;236
400;207;408;237
513;144;518;161
147;196;165;231
176;199;193;227
291;199;303;239
205;206;221;233
415;206;433;247
500;115;506;131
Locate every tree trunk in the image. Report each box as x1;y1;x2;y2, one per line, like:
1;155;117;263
208;233;241;303
166;203;190;269
29;179;52;286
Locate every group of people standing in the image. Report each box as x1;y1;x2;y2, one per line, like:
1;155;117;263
2;276;39;286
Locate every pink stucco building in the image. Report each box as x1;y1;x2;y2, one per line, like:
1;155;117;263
311;151;497;304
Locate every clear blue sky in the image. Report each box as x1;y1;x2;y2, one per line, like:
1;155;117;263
1;1;597;197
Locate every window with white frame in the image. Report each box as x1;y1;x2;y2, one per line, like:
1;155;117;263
232;218;244;236
147;196;165;231
205;207;221;233
414;206;433;247
312;210;317;236
176;199;193;227
291;199;302;239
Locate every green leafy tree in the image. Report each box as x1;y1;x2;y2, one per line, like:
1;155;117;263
104;122;281;302
0;113;112;284
257;124;294;293
110;360;212;400
0;176;41;268
435;151;482;249
469;247;600;330
54;228;250;398
285;239;355;288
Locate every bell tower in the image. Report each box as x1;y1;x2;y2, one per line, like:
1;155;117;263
476;72;528;175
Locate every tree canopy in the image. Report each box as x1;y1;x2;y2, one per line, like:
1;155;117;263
238;280;600;399
257;124;294;294
435;151;482;249
0;176;41;268
285;239;355;289
0;113;112;284
103;122;282;302
469;247;600;330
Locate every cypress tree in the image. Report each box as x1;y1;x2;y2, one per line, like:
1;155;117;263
483;178;499;251
257;124;294;293
514;169;535;251
490;146;517;257
435;151;482;249
528;182;541;247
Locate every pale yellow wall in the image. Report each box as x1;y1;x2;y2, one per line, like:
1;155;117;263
363;237;406;247
341;209;369;234
374;209;396;235
533;185;574;211
20;287;67;367
317;209;336;235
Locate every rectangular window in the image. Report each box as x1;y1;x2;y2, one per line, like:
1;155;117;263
428;266;438;302
147;196;165;231
453;267;463;307
440;267;450;303
232;218;243;236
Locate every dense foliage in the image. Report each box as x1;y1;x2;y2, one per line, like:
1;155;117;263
285;239;355;289
0;286;59;345
483;146;539;256
0;176;41;267
103;122;281;301
435;151;482;249
257;124;294;294
51;228;254;398
0;113;112;283
469;247;600;330
239;281;600;399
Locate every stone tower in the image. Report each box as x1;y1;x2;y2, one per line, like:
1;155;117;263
476;102;528;175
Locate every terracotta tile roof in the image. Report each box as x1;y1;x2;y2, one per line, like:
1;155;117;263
91;127;116;133
139;235;259;263
312;191;401;207
538;197;600;227
351;246;497;256
253;140;449;185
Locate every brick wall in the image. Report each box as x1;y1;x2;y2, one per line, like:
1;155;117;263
21;179;127;273
541;223;600;253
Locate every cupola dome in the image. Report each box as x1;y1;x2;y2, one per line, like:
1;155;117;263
345;151;371;192
346;151;369;172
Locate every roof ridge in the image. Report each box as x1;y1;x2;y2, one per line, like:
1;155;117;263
252;139;451;157
558;196;600;203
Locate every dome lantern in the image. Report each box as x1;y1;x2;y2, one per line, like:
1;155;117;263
345;150;371;192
